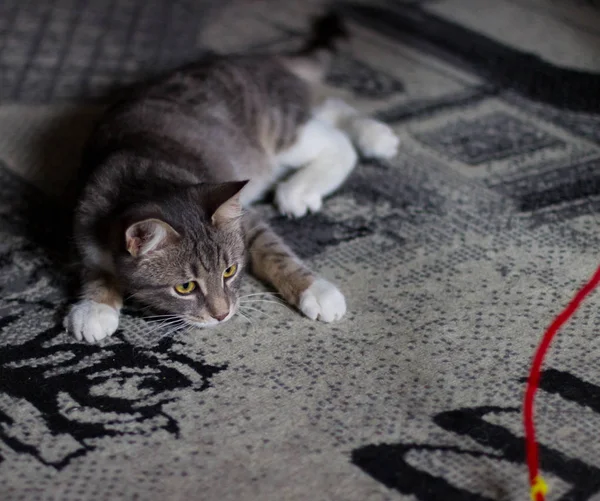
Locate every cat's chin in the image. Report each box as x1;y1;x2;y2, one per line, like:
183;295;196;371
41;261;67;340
186;319;220;329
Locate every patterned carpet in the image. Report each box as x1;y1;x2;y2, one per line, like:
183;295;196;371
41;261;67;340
2;1;600;499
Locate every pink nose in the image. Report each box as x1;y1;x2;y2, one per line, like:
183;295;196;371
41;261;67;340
212;311;228;322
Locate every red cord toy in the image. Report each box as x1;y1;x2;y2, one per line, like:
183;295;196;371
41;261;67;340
523;264;600;501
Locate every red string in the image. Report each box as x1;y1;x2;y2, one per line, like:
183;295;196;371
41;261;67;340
524;263;600;501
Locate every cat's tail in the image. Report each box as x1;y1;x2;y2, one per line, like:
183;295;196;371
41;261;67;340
282;12;349;84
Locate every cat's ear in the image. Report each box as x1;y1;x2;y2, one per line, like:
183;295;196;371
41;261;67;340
125;218;180;257
203;180;249;228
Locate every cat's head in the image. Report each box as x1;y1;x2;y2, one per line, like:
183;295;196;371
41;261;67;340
116;181;248;328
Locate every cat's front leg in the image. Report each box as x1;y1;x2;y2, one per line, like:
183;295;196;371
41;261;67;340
243;212;346;322
64;271;122;343
297;277;347;322
274;118;357;219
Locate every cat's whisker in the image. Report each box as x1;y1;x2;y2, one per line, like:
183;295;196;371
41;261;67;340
240;298;286;304
236;310;256;330
237;310;250;322
158;322;190;341
240;294;289;305
239;299;290;310
175;323;193;338
239;292;283;299
239;305;275;320
144;318;186;336
145;329;183;339
156;326;187;342
145;317;182;326
142;314;182;320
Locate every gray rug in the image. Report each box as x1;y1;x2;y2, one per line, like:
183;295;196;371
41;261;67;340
2;1;600;499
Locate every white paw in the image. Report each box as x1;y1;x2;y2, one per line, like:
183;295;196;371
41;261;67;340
299;278;346;322
64;300;120;343
275;182;323;218
352;118;399;159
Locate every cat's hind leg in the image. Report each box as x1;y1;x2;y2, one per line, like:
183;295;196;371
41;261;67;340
275;118;357;218
64;270;122;343
314;97;399;160
243;211;346;322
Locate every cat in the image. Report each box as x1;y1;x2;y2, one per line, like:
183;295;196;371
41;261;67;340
64;14;399;343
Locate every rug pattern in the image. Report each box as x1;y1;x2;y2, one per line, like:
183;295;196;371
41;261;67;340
1;0;600;500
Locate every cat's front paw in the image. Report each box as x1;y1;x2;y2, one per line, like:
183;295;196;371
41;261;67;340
299;278;346;322
275;182;322;218
352;118;399;159
64;300;120;343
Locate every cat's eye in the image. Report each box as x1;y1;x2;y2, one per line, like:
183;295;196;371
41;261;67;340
174;281;197;295
223;264;237;279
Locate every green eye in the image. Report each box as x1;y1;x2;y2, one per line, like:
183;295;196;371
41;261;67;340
174;281;196;295
223;264;237;279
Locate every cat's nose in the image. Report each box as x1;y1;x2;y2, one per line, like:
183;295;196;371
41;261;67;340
208;298;230;322
211;310;229;322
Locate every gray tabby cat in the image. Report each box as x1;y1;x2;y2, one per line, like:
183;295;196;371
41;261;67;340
64;14;399;343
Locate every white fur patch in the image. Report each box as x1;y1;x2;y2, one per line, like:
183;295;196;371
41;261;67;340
299;278;346;322
274;182;323;218
277;118;336;167
64;300;120;343
314;98;400;160
275;119;357;218
314;97;358;124
349;117;399;159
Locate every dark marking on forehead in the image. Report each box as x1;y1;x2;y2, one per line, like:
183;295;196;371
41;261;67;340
215;244;226;268
208;234;221;268
197;252;209;272
191;261;200;277
193;230;221;271
192;230;211;271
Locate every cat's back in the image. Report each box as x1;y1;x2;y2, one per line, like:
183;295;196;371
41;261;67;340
148;55;311;128
96;55;311;154
77;54;314;223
